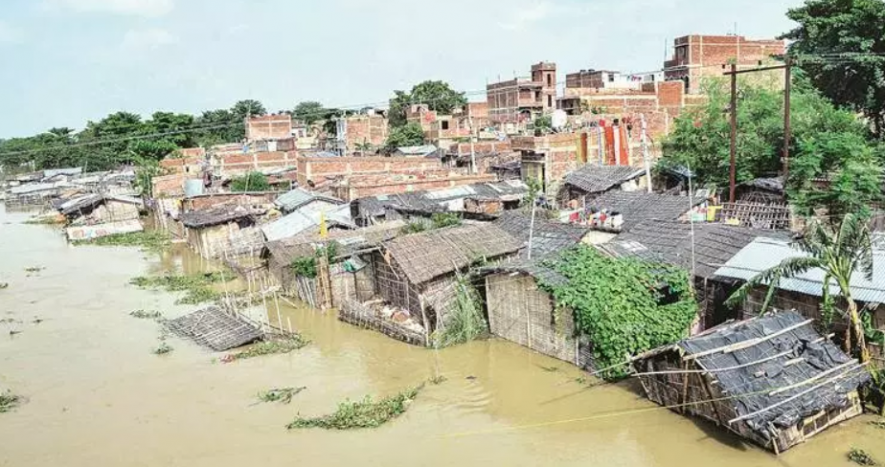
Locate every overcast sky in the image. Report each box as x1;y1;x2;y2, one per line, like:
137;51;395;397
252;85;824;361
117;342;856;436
0;0;803;138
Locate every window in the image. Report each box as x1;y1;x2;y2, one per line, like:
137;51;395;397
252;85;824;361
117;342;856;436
441;120;449;130
546;74;552;87
608;73;615;83
547;95;553;108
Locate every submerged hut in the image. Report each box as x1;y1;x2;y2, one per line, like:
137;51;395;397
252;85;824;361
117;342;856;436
180;205;261;258
358;223;521;344
632;311;869;454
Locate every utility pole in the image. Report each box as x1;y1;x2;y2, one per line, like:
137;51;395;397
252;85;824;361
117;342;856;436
640;114;652;193
729;63;738;203
783;55;792;181
469;116;477;174
724;61;795;203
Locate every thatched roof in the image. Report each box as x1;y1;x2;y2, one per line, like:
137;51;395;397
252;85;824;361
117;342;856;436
638;311;868;437
180;205;255;229
563;165;645;194
164;306;263;351
383;223;521;285
494;210;590;259
264;220;406;265
597;220;789;279
589;191;705;229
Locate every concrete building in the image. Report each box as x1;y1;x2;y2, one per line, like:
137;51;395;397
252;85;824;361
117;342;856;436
513;133;586;195
487;62;557;129
663;34;786;94
565;69;662;93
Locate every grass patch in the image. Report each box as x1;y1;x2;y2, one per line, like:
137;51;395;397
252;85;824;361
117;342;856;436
24;216;64;225
153;342;174;355
287;385;422;430
849;449;879;466
431;272;487;348
130;272;229;305
222;337;308;362
0;283;7;290
428;375;447;385
258;387;306;404
129;309;163;320
0;391;22;413
73;231;171;251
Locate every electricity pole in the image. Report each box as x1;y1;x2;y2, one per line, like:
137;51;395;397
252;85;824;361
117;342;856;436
724;60;793;203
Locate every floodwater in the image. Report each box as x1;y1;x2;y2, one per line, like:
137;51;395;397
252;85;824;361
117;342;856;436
0;203;881;467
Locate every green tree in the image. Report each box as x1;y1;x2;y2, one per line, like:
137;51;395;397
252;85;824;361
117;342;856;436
727;214;875;363
384;122;425;150
388;81;467;127
782;0;885;138
533;115;553;136
232;100;267;120
194;109;241;146
659;79;882;218
230;171;271;192
293;101;326;125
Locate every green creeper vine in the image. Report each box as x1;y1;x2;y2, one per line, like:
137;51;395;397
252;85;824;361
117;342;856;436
289;241;340;279
537;246;697;380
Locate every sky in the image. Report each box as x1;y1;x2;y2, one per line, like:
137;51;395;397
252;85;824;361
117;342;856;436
0;0;804;139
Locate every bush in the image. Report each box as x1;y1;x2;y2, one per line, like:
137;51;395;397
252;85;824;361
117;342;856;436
230;172;271;192
287;386;422;430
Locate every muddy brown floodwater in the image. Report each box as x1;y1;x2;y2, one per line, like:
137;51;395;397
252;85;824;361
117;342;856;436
0;203;882;467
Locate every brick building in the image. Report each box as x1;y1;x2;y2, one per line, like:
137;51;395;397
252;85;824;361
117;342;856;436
211;151;298;177
663;35;786;94
246;114;293;141
336;113;389;153
513;133;587;195
487;62;557;128
333;173;497;201
295;155;446;187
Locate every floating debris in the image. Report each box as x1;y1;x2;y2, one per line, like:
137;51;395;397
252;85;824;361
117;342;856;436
130;272;229;305
73;231;171;251
870;420;885;430
166;306;263;352
287;385;423;430
24;267;44;273
153;342;174;355
8;330;22;336
32;318;43;325
849;448;878;466
0;391;22;413
129;309;163;320
428;375;447;385
222;337;307;362
258;387;306;404
0;283;8;289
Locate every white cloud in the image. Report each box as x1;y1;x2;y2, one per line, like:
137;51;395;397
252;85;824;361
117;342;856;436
0;21;24;44
48;0;174;17
499;2;552;31
121;28;177;50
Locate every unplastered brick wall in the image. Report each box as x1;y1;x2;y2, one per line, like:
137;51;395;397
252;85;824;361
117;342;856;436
296;156;444;186
183;192;280;211
246;115;293;141
152;174;187;198
341;173;497;200
450;140;512;157
344;115;389;151
213;151;297;175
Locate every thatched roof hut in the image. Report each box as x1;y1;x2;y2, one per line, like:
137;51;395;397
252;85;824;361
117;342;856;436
632;311;869;454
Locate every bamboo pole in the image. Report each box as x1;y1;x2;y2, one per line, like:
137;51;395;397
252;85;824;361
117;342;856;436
684;320;813;361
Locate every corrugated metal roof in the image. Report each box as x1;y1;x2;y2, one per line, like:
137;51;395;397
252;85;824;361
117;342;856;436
274;188;342;212
9;182;67;195
43;167;83;178
262;204;354;242
715;237;885;303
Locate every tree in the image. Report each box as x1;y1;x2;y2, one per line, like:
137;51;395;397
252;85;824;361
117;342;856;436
293;101;326;125
727;214;874;363
384;122;425;150
194;109;241;146
782;0;885;138
230;171;271;192
231;100;267;120
388;81;467;128
659;78;882;218
533;115;553;136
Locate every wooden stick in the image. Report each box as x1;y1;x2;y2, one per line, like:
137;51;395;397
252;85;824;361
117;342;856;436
729;362;867;424
685;319;813;361
768;360;859;396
